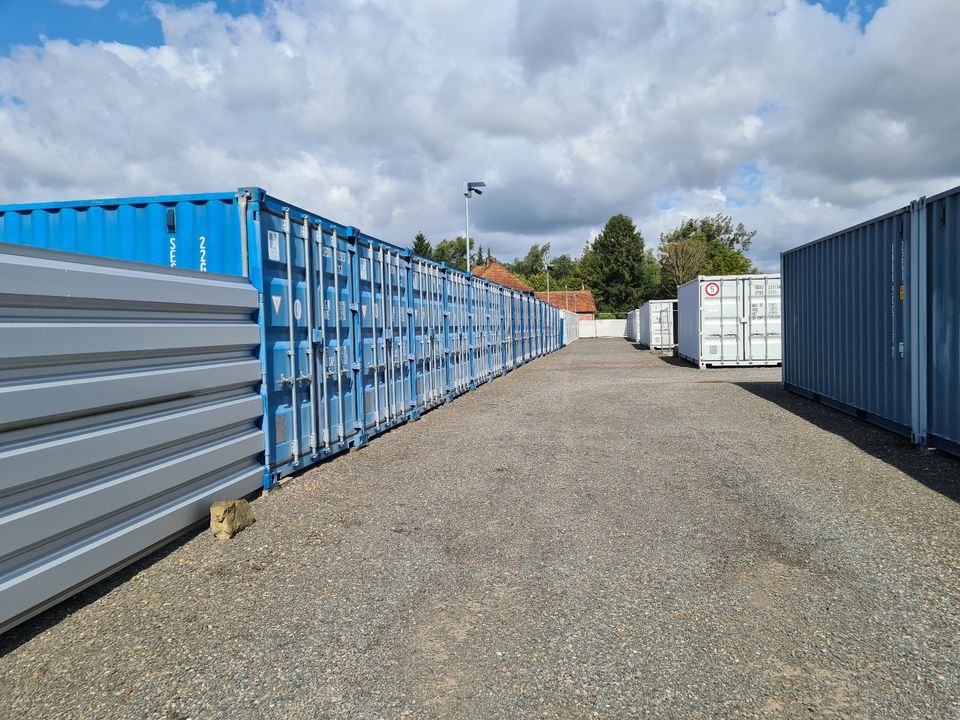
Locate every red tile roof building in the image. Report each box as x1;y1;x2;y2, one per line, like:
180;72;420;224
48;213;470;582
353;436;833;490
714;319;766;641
534;290;598;319
470;260;534;293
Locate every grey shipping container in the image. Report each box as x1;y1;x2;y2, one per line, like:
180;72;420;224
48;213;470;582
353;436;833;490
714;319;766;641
677;275;782;368
0;244;265;634
782;183;960;457
638;300;677;351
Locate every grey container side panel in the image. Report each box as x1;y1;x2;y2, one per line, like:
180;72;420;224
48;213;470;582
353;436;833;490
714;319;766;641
677;281;702;365
782;210;911;433
638;305;650;346
924;188;960;451
0;248;264;634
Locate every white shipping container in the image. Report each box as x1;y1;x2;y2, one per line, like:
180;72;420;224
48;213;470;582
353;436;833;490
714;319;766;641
626;309;641;342
638;300;677;351
677;275;781;368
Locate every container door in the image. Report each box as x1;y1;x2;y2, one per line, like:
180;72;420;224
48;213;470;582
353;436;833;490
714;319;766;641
262;212;315;474
320;228;359;451
699;278;742;363
359;243;412;433
504;292;514;369
471;278;486;384
742;276;781;362
262;213;359;478
412;258;444;410
448;272;470;395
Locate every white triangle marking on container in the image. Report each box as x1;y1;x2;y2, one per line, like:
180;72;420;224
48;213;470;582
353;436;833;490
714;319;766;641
272;295;282;314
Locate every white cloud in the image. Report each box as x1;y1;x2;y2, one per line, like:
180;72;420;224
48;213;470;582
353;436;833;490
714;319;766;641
1;0;958;274
58;0;109;9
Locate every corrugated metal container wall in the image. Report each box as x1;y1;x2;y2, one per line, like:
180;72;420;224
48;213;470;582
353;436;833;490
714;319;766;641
0;188;566;487
246;199;361;482
922;186;960;454
411;256;446;411
504;289;516;368
782;208;912;434
678;275;782;368
782;183;960;457
0;193;244;275
638;300;677;351
0;245;263;634
447;269;471;394
356;235;413;442
472;277;491;384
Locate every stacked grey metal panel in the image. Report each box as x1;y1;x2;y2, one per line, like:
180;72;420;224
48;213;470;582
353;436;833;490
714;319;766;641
782;183;960;457
0;245;264;634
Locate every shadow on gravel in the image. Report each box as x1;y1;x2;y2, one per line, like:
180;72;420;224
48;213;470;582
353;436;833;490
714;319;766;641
736;381;960;503
627;342;688;365
0;528;203;655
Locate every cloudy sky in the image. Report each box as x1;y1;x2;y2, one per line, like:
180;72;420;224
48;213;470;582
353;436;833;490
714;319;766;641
0;0;957;270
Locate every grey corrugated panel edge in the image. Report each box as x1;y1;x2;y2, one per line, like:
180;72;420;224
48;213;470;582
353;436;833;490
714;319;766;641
781;183;960;458
0;244;265;634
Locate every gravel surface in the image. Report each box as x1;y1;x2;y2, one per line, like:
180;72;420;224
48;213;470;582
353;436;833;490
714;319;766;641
3;338;959;719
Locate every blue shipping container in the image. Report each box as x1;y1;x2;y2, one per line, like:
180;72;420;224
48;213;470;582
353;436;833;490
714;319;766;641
782;183;960;458
0;187;564;485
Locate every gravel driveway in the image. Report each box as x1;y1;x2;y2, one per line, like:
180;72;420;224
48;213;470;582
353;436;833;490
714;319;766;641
2;338;959;719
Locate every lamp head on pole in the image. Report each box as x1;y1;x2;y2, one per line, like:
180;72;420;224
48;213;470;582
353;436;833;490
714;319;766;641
464;181;486;198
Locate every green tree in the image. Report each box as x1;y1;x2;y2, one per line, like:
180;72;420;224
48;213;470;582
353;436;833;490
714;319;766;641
473;244;484;270
580;214;660;312
411;231;433;260
659;238;709;297
433;236;468;270
657;214;757;296
517;252;584;292
508;243;551;279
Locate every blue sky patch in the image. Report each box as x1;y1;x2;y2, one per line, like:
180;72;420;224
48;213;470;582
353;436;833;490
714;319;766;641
0;1;263;56
806;0;886;29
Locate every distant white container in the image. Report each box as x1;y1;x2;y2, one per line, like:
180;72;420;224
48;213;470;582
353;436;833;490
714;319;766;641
677;275;781;368
638;300;677;351
626;309;641;342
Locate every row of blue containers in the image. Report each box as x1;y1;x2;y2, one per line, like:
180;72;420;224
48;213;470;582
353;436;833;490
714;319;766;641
0;187;564;486
782;183;960;457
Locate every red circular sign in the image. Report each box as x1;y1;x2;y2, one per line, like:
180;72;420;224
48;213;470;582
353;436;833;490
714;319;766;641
704;282;720;297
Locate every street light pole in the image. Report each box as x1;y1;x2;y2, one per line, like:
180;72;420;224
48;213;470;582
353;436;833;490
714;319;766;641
463;181;486;272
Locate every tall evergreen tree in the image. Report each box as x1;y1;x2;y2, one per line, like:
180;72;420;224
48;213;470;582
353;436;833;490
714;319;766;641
580;214;659;312
411;231;433;259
